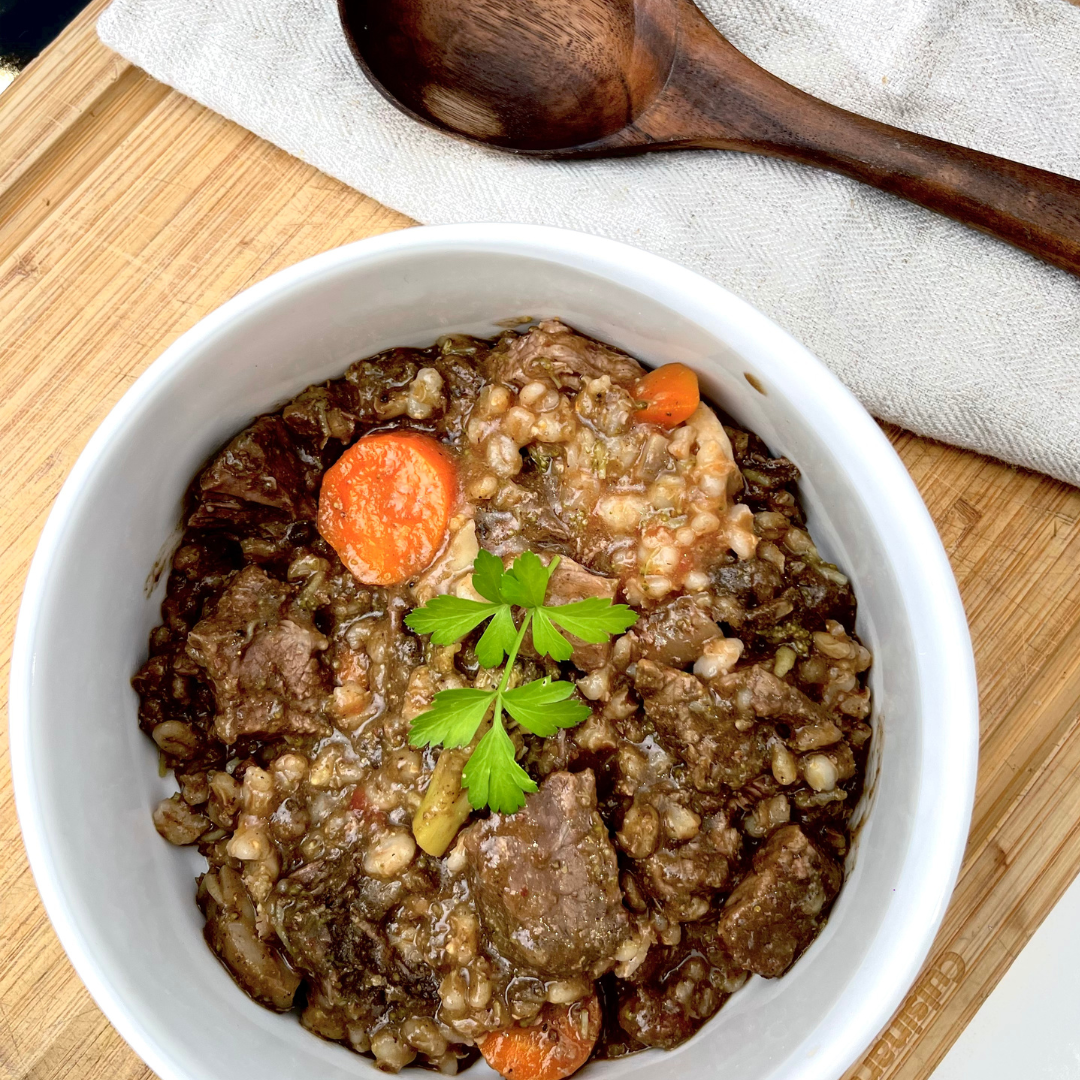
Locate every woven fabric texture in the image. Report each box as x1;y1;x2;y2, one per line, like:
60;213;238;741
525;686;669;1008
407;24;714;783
98;0;1080;484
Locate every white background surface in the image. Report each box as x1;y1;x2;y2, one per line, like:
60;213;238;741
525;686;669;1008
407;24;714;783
932;873;1080;1079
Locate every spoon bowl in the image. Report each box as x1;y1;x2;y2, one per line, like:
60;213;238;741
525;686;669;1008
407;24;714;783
341;0;676;152
340;0;1080;274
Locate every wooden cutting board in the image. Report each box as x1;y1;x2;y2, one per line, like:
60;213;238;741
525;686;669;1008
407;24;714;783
2;4;1080;1079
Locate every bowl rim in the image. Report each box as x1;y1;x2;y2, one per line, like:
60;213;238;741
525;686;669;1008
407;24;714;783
8;222;978;1080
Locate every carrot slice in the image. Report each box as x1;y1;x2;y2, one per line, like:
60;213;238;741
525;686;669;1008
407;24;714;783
317;432;456;586
632;363;700;428
479;995;601;1080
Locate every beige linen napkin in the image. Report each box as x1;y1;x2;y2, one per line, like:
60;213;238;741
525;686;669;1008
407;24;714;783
98;0;1080;485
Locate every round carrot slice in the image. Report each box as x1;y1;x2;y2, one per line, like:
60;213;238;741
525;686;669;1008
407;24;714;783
317;432;457;586
632;363;700;428
479;995;601;1080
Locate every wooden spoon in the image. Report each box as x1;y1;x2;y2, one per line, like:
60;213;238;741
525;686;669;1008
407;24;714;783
339;0;1080;275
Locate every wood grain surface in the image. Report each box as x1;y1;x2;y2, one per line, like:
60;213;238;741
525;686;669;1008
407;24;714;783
2;7;1079;1080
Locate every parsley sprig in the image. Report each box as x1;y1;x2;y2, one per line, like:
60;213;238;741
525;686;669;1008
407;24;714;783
404;550;638;813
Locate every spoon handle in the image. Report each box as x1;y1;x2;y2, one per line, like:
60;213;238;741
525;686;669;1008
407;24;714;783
648;9;1080;276
758;105;1080;276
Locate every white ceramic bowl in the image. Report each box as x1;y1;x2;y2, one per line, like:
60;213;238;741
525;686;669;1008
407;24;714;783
10;224;977;1080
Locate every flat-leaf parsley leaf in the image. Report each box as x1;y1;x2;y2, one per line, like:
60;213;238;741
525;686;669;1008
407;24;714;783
461;718;536;815
403;596;497;644
407;688;496;749
502;678;590;737
403;551;638;813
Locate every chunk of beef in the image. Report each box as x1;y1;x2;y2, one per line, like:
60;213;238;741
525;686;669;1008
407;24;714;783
269;852;439;999
132;650;201;738
474;499;575;561
715;666;842;752
710;555;784;608
724;432;804;518
738;455;801;507
717;824;842;977
473;505;525;558
198;865;302;1011
462;770;629;979
349;596;425;746
788;559;858;632
474;446;586;561
713;554;856;643
638;838;731;916
483;320;644;389
429;351;489;442
617;922;747;1049
525;726;581;780
345;347;422;417
157;532;242;629
282;384;357;448
186;565;330;742
635;596;720;668
634;661;769;791
187;494;294;530
191;416;316;527
513;460;580;553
